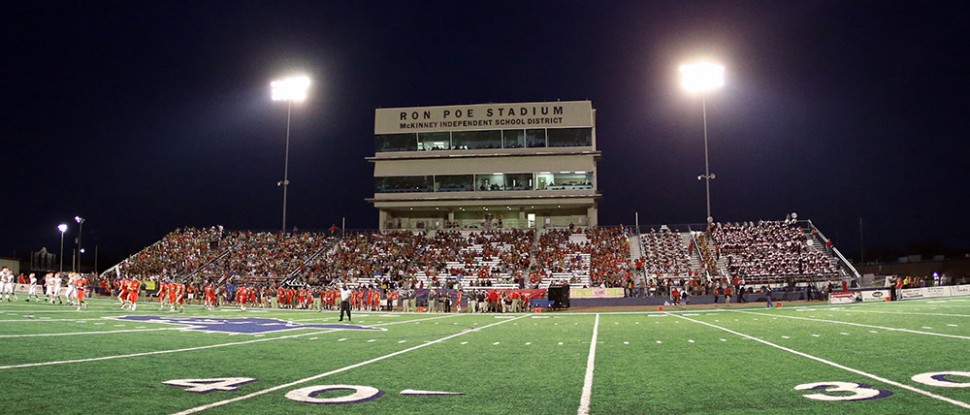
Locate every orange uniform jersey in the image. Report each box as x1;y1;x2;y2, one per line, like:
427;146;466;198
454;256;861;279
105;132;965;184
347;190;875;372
75;278;88;301
127;279;141;302
158;282;170;302
168;283;185;304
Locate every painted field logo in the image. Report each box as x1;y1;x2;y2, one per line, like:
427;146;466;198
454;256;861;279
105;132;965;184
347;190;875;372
113;316;384;334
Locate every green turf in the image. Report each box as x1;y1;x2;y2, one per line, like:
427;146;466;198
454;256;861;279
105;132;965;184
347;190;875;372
1;297;968;414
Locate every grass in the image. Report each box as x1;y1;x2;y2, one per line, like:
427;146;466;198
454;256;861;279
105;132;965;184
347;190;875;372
1;296;968;414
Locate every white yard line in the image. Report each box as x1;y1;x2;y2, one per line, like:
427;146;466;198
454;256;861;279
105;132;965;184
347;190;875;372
170;315;527;415
736;310;970;341
0;317;112;323
577;313;600;415
0;314;459;370
671;313;970;410
842;309;970;318
0;327;183;338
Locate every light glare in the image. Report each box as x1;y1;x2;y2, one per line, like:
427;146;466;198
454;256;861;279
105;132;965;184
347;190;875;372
58;224;68;233
679;62;725;93
271;76;311;102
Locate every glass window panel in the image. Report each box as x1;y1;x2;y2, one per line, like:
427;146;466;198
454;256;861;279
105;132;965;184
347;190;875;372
502;130;525;149
375;133;417;152
475;173;505;191
453;130;502;150
505;173;533;190
545;171;593;190
374;176;432;193
418;132;450;151
435;175;474;192
546;128;592;147
535;172;554;190
525;129;546;148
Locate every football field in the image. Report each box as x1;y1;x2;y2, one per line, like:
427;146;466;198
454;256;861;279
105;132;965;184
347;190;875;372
1;297;969;414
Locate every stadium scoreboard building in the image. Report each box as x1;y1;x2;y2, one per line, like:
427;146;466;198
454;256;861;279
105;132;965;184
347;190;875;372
368;101;600;230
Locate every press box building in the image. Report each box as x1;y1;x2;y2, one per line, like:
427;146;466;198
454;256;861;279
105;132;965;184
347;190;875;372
368;101;600;231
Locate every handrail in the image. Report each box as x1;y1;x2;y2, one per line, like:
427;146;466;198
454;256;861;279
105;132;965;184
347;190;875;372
807;220;861;281
99;238;164;279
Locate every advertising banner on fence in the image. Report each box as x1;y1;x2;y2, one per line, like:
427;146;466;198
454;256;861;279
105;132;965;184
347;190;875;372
861;289;890;302
829;291;861;304
900;288;924;300
950;285;970;297
571;287;623;299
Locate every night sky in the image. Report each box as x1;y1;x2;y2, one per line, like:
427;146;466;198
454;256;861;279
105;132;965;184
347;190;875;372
3;1;968;268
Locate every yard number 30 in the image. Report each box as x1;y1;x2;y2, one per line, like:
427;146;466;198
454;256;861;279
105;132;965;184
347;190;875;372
796;371;970;402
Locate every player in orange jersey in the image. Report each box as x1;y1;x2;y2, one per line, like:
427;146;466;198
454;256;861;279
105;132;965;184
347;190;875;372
171;282;186;312
237;286;249;310
75;275;89;311
203;282;216;311
158;280;171;311
126;278;142;311
130;278;143;310
117;277;130;309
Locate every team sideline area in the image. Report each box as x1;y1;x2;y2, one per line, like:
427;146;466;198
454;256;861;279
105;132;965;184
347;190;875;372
1;296;968;414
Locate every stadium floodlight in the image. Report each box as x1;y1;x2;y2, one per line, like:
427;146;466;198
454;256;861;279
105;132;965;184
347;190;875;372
271;76;311;102
679;61;724;224
271;75;311;234
679;62;724;93
58;224;68;275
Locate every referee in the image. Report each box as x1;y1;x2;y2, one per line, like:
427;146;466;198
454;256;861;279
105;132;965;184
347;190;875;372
338;284;352;322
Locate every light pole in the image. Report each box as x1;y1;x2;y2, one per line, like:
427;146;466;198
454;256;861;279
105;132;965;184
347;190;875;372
74;216;85;272
58;224;68;275
271;75;311;234
680;61;724;224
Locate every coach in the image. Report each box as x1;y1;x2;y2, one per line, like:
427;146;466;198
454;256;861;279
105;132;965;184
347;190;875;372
339;284;352;322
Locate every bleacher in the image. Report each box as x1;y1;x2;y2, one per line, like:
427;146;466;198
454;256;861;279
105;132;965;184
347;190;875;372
105;217;854;298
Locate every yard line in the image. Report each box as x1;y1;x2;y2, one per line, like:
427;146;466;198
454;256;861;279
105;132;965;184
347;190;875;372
577;313;600;415
0;327;183;338
735;310;970;341
0;317;110;323
671;313;970;410
843;309;970;318
0;313;459;370
170;315;527;415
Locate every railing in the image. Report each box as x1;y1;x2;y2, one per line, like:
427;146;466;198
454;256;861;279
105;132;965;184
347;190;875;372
99;238;164;280
807;220;862;281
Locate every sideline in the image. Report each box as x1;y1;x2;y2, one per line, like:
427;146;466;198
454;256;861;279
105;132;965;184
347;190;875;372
170;314;528;415
0;327;184;338
735;310;970;341
670;313;970;410
576;313;600;415
0;313;460;370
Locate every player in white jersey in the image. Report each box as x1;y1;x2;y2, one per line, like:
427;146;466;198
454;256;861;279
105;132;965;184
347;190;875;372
1;267;15;301
50;273;64;304
44;273;54;300
64;273;78;306
26;273;40;301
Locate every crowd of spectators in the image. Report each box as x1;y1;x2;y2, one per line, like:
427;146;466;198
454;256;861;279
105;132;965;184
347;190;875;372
637;228;694;277
708;220;841;282
106;218;848;301
117;226;225;279
587;227;635;288
529;228;591;285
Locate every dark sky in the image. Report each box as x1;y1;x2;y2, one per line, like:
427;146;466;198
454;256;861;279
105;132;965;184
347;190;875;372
3;1;968;267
